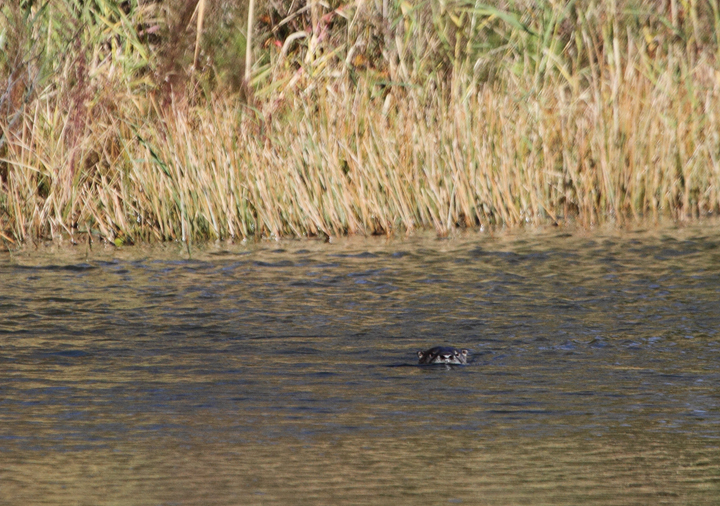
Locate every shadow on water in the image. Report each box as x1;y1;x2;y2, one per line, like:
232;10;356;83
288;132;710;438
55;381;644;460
1;222;720;504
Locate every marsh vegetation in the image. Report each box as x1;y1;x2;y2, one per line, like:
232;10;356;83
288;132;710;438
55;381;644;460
1;0;720;244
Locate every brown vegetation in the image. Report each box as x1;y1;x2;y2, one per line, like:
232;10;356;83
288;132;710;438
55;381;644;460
1;0;720;245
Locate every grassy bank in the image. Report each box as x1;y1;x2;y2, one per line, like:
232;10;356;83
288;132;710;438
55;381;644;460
1;0;720;245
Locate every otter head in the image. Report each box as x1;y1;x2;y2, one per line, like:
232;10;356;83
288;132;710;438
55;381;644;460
417;346;469;365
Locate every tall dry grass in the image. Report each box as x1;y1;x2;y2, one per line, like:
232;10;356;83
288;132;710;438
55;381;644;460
1;0;720;244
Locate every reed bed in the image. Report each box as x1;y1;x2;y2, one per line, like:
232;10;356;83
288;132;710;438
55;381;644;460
2;0;720;244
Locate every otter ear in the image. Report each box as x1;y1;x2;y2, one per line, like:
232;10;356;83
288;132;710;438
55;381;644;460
417;351;424;358
461;349;469;356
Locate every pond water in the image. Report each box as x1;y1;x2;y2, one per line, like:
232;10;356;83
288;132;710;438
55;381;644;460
1;223;719;505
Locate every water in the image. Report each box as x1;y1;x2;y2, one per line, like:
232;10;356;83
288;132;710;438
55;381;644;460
1;223;719;505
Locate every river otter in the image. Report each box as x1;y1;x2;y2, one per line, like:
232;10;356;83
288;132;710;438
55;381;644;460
417;346;469;365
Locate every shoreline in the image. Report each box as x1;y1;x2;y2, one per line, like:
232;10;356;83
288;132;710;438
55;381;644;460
3;215;718;256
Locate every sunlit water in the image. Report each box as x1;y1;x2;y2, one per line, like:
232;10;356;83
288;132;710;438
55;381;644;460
1;223;719;505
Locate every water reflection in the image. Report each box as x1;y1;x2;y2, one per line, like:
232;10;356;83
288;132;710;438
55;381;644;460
1;223;719;504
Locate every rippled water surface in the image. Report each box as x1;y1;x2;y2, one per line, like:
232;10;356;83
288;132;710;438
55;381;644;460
2;224;720;504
